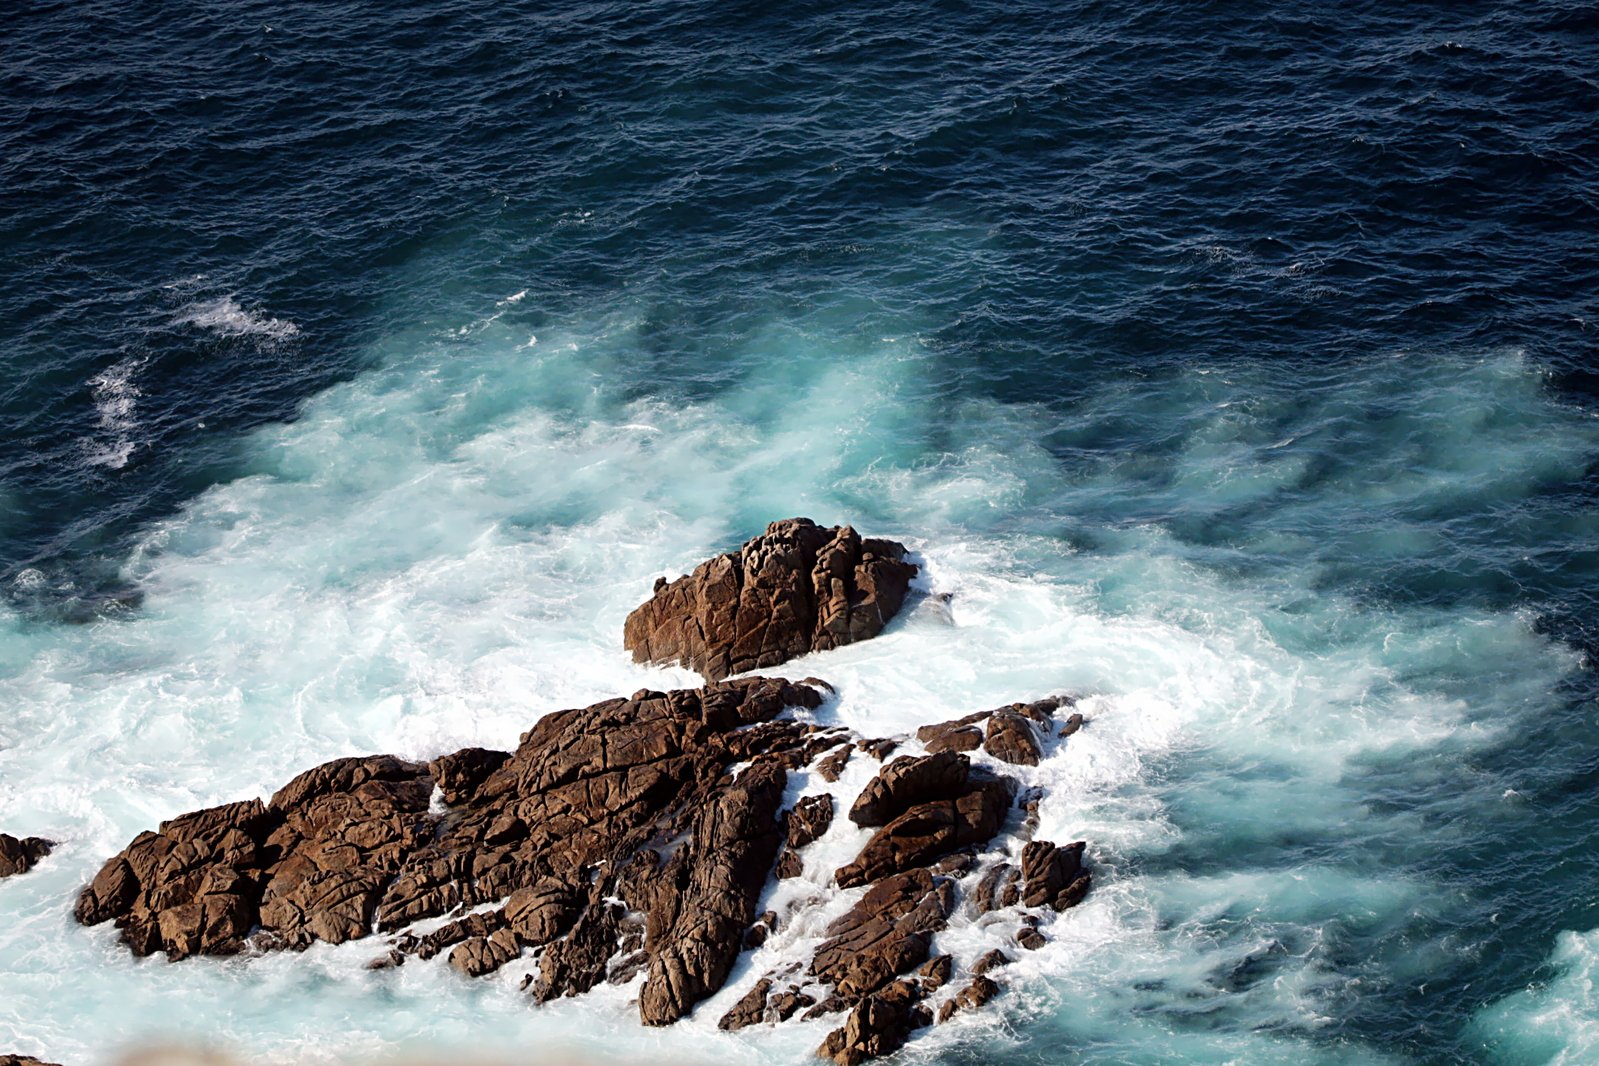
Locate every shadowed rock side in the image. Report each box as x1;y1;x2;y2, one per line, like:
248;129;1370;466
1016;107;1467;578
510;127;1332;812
0;834;54;879
623;518;918;681
77;680;1092;1063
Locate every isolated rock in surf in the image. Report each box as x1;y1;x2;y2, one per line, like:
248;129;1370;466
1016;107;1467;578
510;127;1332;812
0;834;54;879
623;518;918;681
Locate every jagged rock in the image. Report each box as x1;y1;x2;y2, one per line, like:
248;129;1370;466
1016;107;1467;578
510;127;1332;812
775;792;834;879
505;880;579;945
915;712;988;755
0;834;54;879
623;519;917;681
1020;840;1091;911
720;977;773;1030
1016;927;1047;951
971;948;1010;976
787;794;835;848
970;862;1018;915
1059;712;1086;737
638;760;789;1026
449;927;521;977
413;908;508;961
819;984;931;1066
850;752;970;828
811;869;951;1001
937;975;1000;1023
78;679;824;969
856;737;899;760
1;1057;64;1066
76;647;1089;1064
983;712;1041;766
776;851;805;879
429;747;509;805
814;745;852;782
917;953;953;991
835;772;1013;889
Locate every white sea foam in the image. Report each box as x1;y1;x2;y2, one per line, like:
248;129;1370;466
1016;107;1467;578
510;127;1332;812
1470;927;1599;1064
175;295;300;341
0;312;1594;1064
82;357;145;469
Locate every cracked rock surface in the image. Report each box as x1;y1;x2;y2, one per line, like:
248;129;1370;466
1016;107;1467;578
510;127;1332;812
622;518;918;681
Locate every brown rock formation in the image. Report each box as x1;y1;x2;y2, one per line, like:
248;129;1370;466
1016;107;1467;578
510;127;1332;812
835;770;1013;889
915;696;1077;766
78;677;823;997
622;519;917;681
0;834;54;879
76;671;1095;1062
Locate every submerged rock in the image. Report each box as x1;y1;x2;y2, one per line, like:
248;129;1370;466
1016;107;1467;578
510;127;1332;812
622;518;918;681
0;834;54;879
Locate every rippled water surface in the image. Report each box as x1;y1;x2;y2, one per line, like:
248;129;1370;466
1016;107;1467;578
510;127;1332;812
3;2;1599;1063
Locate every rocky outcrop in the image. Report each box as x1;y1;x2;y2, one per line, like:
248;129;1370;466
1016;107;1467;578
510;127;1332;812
76;525;1097;1065
916;696;1081;766
78;678;825;984
835;767;1013;889
0;1056;63;1066
0;834;53;879
623;519;918;681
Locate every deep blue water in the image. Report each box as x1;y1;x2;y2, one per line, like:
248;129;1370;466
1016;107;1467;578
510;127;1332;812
4;2;1599;1063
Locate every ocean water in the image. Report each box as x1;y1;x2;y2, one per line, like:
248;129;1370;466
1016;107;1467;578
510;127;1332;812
3;1;1599;1063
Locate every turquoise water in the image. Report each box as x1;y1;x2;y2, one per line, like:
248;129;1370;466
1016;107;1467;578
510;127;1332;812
4;2;1599;1063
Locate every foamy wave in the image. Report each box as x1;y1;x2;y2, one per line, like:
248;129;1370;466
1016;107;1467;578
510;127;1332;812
175;295;300;341
82;357;144;469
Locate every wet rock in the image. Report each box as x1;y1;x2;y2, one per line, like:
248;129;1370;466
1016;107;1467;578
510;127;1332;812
971;948;1010;976
623;519;916;682
78;679;824;969
776;851;805;879
917;953;953;991
1016;927;1047;951
849;752;970;828
1020;840;1091;911
76;651;1087;1064
835;772;1013;889
856;737;899;760
638;761;789;1026
787;794;835;848
915;712;989;755
982;712;1041;766
504;880;579;945
814;744;852;782
1059;712;1086;737
0;834;54;879
720;977;774;1030
819;985;930;1066
937;975;1000;1023
969;862;1018;916
449;927;521;977
811;870;950;1000
413;908;508;961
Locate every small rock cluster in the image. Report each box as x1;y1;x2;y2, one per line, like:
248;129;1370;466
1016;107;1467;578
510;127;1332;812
72;519;1095;1064
0;834;53;880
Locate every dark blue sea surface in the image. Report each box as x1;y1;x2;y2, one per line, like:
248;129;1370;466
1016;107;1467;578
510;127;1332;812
3;2;1599;1063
